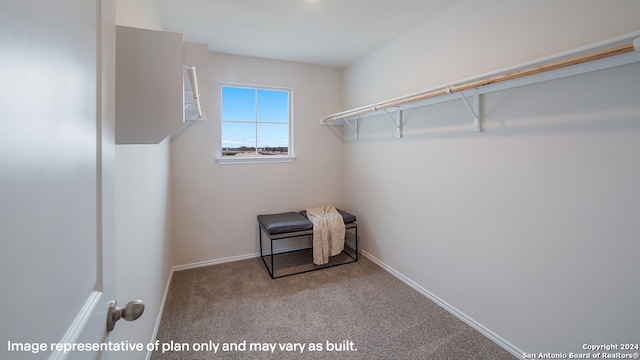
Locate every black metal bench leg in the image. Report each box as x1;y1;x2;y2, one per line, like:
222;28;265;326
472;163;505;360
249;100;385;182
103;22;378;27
355;225;359;261
259;226;275;279
270;237;275;279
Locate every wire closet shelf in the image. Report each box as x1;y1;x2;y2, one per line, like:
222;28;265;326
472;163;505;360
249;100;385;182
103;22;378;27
322;32;640;139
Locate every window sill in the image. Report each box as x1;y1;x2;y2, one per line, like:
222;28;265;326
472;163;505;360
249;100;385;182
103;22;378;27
216;155;297;165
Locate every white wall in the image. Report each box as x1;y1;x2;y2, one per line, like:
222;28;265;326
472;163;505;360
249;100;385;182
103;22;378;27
113;1;172;359
342;0;640;355
170;53;343;265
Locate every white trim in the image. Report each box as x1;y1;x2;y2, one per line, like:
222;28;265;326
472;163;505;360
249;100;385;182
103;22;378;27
144;270;174;360
172;252;260;272
49;291;102;360
217;155;296;165
171;243;317;272
358;249;524;359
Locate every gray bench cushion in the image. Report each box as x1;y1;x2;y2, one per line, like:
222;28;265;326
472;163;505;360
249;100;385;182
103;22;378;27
299;209;356;224
258;212;313;235
258;209;357;235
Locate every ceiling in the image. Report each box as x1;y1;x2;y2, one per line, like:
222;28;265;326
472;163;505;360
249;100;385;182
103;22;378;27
153;0;461;68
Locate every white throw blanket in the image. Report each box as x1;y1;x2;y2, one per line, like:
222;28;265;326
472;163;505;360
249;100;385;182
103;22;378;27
306;204;346;265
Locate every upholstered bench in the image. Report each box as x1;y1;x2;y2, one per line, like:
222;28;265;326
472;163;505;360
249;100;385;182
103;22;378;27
257;210;358;279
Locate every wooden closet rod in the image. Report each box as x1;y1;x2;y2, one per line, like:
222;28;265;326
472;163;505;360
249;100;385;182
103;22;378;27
323;42;636;123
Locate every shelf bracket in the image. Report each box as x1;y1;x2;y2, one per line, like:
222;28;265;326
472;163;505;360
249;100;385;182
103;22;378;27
343;115;359;141
456;88;480;132
383;107;403;138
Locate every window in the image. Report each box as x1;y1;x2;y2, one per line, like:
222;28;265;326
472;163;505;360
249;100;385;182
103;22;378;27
220;85;293;162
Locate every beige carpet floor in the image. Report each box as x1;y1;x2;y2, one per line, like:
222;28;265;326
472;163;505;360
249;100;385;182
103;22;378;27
152;251;516;359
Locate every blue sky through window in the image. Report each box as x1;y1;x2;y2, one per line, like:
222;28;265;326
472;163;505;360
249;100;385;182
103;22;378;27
221;86;290;154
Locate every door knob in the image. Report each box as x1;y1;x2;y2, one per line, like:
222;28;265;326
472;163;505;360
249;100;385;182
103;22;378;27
107;300;144;332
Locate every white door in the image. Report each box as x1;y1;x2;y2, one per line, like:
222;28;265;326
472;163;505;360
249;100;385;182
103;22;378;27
0;1;120;359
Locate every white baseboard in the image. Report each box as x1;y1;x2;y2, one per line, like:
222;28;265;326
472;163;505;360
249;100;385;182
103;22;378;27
145;268;174;360
358;248;523;359
172;253;259;272
170;247;310;273
168;238;359;273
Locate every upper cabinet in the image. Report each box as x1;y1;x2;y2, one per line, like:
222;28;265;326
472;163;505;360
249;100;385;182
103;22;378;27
115;25;208;144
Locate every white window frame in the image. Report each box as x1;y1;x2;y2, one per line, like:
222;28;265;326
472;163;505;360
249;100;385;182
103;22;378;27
217;83;295;164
